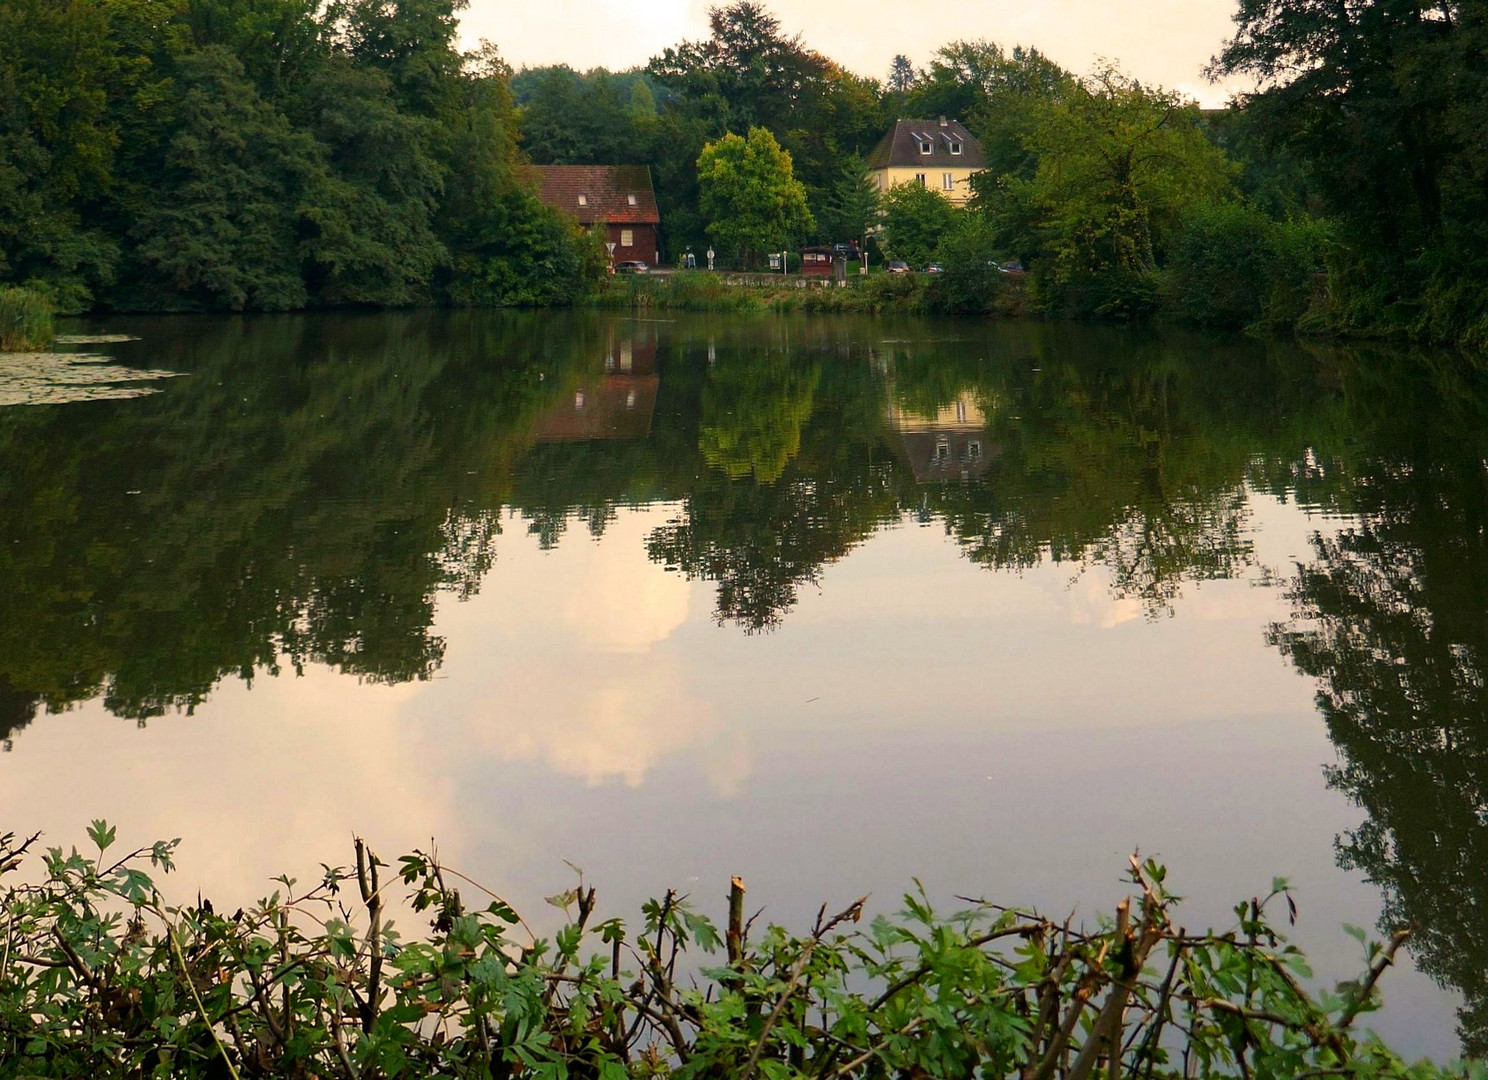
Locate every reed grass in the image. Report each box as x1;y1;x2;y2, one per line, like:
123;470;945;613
0;286;55;351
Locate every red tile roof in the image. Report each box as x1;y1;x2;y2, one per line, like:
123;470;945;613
530;165;660;225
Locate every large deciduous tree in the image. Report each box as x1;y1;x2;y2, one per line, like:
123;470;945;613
696;126;813;266
1211;0;1488;343
880;181;960;268
990;64;1233;318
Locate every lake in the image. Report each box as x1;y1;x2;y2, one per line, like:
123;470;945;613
1;310;1484;1060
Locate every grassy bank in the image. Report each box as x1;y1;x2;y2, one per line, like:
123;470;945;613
593;270;1029;318
0;287;54;351
0;825;1467;1079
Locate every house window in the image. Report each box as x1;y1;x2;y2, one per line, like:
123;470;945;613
919;140;932;154
577;194;587;206
915;173;926;186
620;228;634;247
950;142;963;155
942;172;954;191
627;194;637;206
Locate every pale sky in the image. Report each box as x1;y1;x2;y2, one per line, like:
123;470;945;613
459;0;1251;106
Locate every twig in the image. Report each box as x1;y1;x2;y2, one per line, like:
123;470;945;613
1339;929;1411;1030
820;1016;926;1080
165;914;243;1080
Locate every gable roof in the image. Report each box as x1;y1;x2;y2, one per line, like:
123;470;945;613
865;119;986;170
531;165;660;225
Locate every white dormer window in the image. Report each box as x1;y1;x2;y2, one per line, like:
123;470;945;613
627;194;637;206
918;140;932;154
577;194;587;206
950;142;963;155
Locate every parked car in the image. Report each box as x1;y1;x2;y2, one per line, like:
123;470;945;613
997;260;1026;275
923;262;944;274
884;260;911;274
613;260;649;275
831;241;860;259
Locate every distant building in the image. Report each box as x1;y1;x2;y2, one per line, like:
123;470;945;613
866;118;986;206
532;165;661;266
799;245;839;277
885;392;997;482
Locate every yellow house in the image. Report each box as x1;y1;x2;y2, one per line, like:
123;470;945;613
866;118;985;206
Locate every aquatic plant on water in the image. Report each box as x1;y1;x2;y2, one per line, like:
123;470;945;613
0;825;1472;1079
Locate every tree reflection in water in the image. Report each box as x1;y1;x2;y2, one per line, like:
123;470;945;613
1264;351;1488;1055
6;314;1488;1048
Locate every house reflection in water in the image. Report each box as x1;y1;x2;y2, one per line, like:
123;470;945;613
885;392;997;482
534;331;660;442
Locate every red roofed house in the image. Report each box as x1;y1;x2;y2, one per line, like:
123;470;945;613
532;165;661;268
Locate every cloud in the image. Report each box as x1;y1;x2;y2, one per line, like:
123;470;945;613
427;505;752;793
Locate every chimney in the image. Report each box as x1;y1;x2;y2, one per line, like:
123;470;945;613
939;116;948;126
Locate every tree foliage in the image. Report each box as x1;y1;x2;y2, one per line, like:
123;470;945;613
985;65;1235;319
0;826;1452;1080
1213;0;1488;344
0;0;602;312
696;126;813;265
880;180;961;268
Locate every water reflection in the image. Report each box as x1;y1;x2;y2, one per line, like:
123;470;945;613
2;312;1488;1053
1263;352;1488;1055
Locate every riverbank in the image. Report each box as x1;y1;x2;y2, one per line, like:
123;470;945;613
0;825;1463;1079
592;268;1031;317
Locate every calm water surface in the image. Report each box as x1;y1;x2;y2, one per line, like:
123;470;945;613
2;312;1485;1059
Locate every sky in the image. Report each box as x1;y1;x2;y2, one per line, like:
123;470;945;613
457;0;1252;106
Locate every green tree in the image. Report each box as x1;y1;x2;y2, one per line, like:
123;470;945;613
992;64;1234;318
127;47;320;312
296;56;448;306
815;153;880;244
696;126;813;266
880;180;959;267
887;54;916;93
1211;0;1488;345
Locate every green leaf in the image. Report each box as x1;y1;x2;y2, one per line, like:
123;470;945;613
88;820;116;853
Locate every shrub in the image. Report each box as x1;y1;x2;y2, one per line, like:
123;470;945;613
0;287;55;351
0;825;1462;1080
924;216;1009;316
1163;201;1327;332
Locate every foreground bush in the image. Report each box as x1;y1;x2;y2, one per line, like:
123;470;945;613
0;825;1468;1079
0;287;54;351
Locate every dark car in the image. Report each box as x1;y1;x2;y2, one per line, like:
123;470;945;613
923;262;945;274
884;260;911;274
831;241;860;259
613;260;649;275
997;260;1027;275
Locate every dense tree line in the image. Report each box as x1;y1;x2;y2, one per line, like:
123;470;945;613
3;0;1484;340
514;1;1488;344
0;0;603;312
